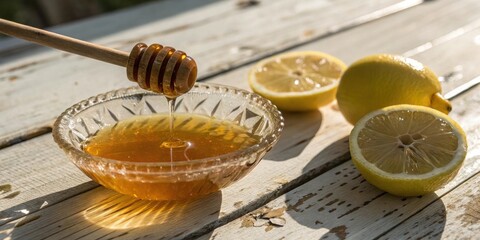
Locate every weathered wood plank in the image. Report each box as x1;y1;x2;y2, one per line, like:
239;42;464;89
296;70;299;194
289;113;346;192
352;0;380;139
379;172;480;240
0;134;97;225
0;187;224;240
201;79;480;240
0;0;218;58
2;0;480;239
0;0;419;144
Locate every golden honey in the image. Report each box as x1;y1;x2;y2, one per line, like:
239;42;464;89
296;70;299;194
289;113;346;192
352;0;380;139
82;113;260;200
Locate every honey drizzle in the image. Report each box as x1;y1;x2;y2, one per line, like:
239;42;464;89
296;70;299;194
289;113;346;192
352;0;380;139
160;97;191;165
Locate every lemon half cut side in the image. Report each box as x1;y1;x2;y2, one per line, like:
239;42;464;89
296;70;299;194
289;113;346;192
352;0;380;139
349;104;467;197
248;51;346;111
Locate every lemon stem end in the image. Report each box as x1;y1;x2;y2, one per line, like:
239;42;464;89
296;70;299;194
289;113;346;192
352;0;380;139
431;92;452;114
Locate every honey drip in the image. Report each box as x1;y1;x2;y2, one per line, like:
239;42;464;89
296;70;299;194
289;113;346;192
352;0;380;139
161;97;188;151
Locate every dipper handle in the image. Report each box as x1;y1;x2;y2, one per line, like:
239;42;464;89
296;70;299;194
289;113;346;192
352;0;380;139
0;18;197;97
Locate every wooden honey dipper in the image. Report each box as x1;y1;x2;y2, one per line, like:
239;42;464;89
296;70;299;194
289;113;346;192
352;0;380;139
0;18;197;98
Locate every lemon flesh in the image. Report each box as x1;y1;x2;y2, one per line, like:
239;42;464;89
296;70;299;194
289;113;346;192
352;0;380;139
337;54;452;125
350;105;467;197
249;51;346;111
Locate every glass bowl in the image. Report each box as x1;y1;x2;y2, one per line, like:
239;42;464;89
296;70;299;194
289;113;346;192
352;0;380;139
52;83;284;201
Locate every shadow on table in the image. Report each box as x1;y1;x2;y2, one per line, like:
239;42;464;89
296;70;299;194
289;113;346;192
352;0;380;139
0;181;98;226
2;185;221;239
265;110;323;161
80;191;221;239
285;189;446;239
282;136;446;238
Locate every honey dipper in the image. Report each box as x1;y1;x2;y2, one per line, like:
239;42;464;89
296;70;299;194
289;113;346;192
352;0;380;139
0;18;197;98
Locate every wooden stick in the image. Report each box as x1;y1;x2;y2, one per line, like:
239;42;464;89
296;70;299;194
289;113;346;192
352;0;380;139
0;18;198;97
0;18;129;67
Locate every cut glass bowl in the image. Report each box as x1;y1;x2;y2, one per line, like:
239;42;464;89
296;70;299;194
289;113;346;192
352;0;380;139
53;83;284;200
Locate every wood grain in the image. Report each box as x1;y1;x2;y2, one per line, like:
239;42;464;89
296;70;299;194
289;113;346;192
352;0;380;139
0;19;130;67
0;0;218;57
202;69;480;240
0;134;96;225
379;173;480;240
1;1;480;238
0;0;419;145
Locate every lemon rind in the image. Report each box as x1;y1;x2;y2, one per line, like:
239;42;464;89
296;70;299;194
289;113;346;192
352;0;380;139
248;51;346;110
349;104;467;181
249;81;339;98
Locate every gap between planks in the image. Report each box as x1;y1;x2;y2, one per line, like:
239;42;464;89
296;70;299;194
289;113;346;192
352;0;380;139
0;0;480;238
379;171;480;239
203;85;480;239
375;170;480;239
194;72;480;239
0;0;421;148
199;22;480;237
4;8;479;151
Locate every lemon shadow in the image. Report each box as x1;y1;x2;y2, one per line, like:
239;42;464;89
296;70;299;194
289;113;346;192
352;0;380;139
286;189;446;238
266;110;323;161
283;142;447;239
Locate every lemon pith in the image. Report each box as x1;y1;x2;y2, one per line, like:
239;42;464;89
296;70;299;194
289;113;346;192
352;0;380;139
349;104;467;196
336;54;451;125
248;51;346;111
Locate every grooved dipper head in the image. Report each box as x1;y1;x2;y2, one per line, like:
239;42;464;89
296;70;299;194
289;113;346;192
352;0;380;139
127;43;197;98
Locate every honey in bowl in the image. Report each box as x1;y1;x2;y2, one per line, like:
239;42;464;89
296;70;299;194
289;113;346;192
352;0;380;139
82;113;260;200
83;114;260;162
53;84;284;201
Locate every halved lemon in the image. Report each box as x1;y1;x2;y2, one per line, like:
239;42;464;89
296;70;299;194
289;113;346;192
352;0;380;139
350;104;467;196
248;51;346;111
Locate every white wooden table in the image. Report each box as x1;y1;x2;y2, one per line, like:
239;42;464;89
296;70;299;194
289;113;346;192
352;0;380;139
1;0;480;239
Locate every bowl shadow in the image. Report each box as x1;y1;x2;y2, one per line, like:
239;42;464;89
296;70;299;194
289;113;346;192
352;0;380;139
3;185;221;239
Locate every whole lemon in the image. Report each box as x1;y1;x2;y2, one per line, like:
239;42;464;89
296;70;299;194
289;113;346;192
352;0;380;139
336;54;451;125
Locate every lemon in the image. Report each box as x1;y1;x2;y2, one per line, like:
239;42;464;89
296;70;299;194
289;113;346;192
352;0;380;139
336;54;452;125
248;51;346;111
349;104;467;197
